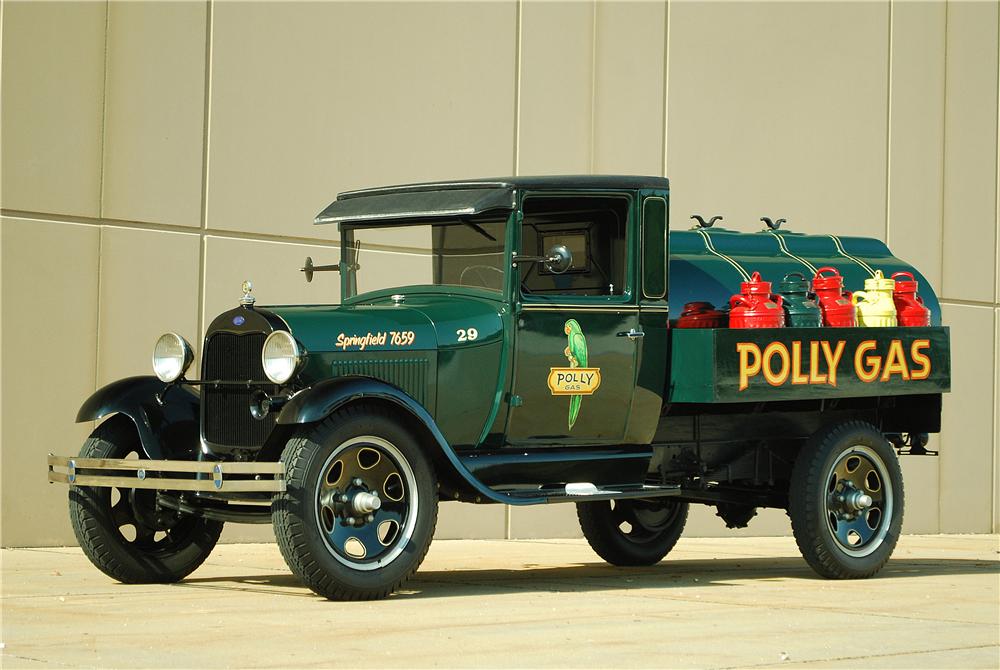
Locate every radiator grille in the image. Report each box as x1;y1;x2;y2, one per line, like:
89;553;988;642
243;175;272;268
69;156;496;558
330;358;429;406
202;332;277;448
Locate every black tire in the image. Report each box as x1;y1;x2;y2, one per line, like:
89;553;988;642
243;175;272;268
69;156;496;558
68;416;224;583
272;403;438;600
789;420;904;579
577;498;688;566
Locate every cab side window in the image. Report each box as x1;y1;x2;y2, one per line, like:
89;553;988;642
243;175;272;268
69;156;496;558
519;195;629;297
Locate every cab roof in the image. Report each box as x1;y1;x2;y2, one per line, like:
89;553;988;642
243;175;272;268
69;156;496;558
314;175;670;226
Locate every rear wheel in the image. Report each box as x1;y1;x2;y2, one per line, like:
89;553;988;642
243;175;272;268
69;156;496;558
789;421;903;579
69;416;223;583
273;404;438;600
577;498;688;566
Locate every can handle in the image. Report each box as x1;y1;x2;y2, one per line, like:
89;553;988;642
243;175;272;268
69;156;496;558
773;294;784;309
782;271;806;282
730;294;749;309
891;271;915;282
851;291;868;306
814;266;840;279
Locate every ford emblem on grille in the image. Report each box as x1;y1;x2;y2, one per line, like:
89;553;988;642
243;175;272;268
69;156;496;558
233;315;245;326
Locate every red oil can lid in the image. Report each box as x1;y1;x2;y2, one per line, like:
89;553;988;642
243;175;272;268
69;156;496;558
741;271;772;295
891;271;919;294
811;266;845;291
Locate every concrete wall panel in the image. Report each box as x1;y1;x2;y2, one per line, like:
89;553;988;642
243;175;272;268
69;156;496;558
666;1;889;238
101;1;208;227
509;505;583;540
0;2;106;217
938;303;996;533
940;1;999;303
592;1;666;175
202;237;340;329
517;1;594;174
437;504;507;540
1;219;100;546
206;1;516;239
886;1;946;287
96;227;201;386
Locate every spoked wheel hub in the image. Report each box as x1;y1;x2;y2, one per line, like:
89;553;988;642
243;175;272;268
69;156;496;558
824;446;892;557
315;436;417;570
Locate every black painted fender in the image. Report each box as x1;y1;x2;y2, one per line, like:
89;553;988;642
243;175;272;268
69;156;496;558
76;376;200;460
276;377;542;505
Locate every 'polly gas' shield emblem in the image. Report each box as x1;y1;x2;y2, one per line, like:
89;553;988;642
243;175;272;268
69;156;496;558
548;319;601;430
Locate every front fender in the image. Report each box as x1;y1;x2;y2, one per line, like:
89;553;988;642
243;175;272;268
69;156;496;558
276;377;543;505
77;376;200;460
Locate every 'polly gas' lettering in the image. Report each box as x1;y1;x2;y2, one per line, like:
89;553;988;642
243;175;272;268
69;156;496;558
738;338;931;391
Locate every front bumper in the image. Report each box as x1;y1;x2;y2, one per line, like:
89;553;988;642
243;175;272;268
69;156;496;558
47;455;286;493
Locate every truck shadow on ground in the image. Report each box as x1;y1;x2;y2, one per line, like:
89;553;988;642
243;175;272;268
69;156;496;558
176;556;999;600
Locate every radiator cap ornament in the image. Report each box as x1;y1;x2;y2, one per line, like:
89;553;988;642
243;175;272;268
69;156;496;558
240;280;255;306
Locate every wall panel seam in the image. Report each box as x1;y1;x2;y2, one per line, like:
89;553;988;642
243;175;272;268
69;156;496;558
589;0;597;175
513;0;522;177
661;0;669;179
97;0;111;219
94;227;104;394
883;0;893;245
938;297;1000;308
198;0;214;354
0;211;341;248
938;1;949;535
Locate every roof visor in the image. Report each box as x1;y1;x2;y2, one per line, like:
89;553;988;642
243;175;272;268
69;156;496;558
314;186;517;226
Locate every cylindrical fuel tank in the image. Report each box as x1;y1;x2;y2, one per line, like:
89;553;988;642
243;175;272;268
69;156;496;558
777;272;822;327
729;272;785;328
667;227;941;327
675;301;728;328
812;267;857;327
891;271;932;327
852;270;898;327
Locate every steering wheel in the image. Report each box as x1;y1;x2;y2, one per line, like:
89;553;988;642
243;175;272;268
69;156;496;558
459;264;505;290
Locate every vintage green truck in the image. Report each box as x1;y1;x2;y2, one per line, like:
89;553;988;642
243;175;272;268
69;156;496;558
49;176;950;600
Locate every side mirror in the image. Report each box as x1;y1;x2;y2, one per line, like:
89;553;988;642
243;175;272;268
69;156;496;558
543;244;573;274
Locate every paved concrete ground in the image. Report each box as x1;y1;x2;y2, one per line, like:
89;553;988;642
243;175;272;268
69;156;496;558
2;535;998;668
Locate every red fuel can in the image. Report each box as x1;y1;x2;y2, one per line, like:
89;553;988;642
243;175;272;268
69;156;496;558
676;301;728;328
740;271;776;298
891;271;931;327
811;266;856;327
729;273;785;328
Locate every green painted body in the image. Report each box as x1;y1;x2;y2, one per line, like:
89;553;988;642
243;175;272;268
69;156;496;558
261;177;949;452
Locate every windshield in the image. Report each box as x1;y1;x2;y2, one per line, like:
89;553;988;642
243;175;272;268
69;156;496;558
342;215;507;299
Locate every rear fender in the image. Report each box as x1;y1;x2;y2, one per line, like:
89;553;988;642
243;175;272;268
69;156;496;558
276;377;538;504
76;376;200;460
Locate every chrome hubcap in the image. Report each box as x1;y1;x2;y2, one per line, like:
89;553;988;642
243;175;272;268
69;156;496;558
824;446;892;557
315;436;417;571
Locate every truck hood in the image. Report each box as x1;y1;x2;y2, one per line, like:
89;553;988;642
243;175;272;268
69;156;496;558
267;290;505;355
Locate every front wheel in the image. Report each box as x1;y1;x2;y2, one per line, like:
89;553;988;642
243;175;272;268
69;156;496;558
69;416;224;583
272;404;438;600
789;420;904;579
577;498;688;566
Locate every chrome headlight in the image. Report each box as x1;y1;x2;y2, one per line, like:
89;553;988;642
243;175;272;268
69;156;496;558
152;333;194;383
262;331;302;384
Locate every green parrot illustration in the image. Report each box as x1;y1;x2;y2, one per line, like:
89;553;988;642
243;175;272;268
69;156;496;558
563;319;588;430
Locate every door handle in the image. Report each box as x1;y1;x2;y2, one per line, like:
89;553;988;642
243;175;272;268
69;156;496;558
616;328;645;340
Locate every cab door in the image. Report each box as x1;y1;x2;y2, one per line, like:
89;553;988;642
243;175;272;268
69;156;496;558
504;193;639;446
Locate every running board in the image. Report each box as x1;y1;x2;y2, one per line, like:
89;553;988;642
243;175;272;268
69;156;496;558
496;483;681;504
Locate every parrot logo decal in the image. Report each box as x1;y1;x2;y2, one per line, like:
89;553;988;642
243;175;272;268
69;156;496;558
563;319;588;430
546;319;601;429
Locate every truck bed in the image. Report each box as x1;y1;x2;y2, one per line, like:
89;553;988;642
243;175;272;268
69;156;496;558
667;326;950;404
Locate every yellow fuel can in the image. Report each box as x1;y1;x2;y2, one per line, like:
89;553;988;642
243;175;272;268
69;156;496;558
852;270;898;327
